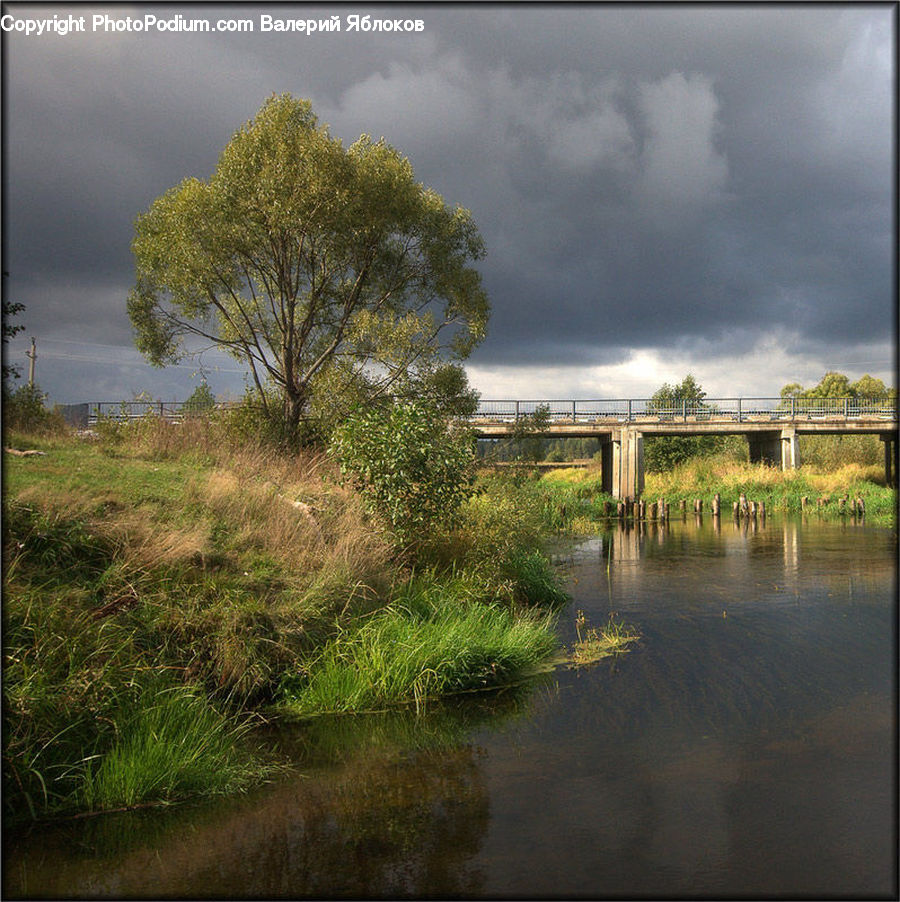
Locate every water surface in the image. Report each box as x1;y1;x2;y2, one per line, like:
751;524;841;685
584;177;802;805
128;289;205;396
5;516;896;898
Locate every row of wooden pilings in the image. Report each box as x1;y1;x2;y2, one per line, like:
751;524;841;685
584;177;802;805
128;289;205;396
800;494;866;516
601;495;747;521
603;491;866;520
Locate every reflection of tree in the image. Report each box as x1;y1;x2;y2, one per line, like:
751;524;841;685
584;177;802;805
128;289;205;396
5;688;543;898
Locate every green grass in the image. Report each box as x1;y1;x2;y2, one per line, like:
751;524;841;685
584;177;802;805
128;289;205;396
4;424;571;822
80;684;261;810
279;571;559;716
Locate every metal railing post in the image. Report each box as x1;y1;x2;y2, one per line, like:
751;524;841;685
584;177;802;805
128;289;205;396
515;400;519;422
627;399;632;422
572;400;577;422
737;398;742;422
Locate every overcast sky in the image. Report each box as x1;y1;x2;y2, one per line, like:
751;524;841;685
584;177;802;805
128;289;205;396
2;3;895;405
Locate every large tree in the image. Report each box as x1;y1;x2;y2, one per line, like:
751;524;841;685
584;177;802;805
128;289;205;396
644;374;726;471
128;95;489;436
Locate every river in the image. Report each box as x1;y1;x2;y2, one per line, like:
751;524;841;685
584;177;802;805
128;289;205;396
4;515;896;898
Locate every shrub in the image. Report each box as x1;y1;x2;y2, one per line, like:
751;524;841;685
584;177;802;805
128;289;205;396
2;384;66;434
330;401;475;552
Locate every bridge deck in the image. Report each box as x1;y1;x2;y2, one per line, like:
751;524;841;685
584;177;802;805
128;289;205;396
470;398;897;437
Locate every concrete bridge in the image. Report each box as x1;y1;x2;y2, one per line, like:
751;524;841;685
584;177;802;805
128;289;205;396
470;397;898;499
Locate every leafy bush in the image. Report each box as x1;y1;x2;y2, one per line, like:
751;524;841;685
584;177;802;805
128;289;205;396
2;384;66;434
330;401;475;552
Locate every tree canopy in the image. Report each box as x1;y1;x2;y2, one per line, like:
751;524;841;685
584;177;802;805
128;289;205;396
128;94;489;436
646;373;707;409
780;372;893;401
644;374;723;471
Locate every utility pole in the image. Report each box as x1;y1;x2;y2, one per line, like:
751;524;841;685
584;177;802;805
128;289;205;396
27;337;36;387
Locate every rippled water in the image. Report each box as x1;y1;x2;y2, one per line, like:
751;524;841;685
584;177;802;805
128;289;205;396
5;516;896;898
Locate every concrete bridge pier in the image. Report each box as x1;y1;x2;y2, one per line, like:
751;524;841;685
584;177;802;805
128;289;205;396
748;428;801;470
881;433;897;488
601;427;644;500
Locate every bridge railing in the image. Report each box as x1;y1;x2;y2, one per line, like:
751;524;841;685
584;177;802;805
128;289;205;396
473;397;897;423
72;396;897;428
85;400;237;425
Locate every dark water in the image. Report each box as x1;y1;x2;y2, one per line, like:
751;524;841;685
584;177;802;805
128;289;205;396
5;517;897;899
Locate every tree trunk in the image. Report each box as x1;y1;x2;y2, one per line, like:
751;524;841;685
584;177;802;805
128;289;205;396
283;389;305;441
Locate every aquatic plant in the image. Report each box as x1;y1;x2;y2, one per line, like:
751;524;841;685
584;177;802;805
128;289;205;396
571;610;640;665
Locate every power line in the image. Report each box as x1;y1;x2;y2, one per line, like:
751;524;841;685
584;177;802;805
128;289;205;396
9;348;249;374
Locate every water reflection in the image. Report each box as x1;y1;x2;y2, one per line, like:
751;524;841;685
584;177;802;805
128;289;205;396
5;517;896;899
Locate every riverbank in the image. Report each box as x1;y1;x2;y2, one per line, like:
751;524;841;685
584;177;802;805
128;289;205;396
534;457;896;529
2;421;568;824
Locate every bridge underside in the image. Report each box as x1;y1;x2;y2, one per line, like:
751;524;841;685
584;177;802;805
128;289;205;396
474;421;898;500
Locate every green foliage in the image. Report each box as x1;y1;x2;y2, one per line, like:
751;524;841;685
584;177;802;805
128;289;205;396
644;374;730;472
330;400;475;551
780;371;893;400
2;383;65;434
2;299;25;382
183;381;216;414
220;387;322;448
799;434;883;469
128;93;489;438
646;373;707;410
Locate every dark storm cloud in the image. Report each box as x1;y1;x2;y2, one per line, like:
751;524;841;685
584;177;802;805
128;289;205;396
1;3;893;402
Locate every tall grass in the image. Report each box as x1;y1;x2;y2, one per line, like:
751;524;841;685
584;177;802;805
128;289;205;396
4;422;573;822
281;573;558;716
530;457;895;528
80;684;259;810
643;458;895;523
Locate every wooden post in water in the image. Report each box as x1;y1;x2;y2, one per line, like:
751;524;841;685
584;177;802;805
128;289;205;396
739;492;748;517
759;501;766;520
711;493;720;516
856;496;865;517
617;502;625;519
749;500;757;518
732;501;739;518
648;501;657;520
679;499;687;515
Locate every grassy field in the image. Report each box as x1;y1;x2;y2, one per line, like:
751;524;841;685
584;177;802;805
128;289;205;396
2;419;566;823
